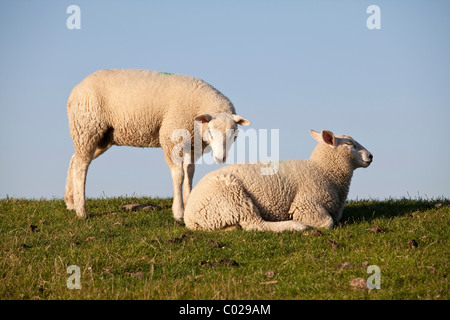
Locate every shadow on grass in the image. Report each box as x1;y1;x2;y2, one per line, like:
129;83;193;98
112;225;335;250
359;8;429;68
340;197;448;225
84;197;174;218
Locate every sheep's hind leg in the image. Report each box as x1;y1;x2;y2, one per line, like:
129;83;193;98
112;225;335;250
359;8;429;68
228;185;309;232
292;204;334;229
64;154;76;211
72;154;91;218
92;127;113;160
185;175;309;233
65;151;99;213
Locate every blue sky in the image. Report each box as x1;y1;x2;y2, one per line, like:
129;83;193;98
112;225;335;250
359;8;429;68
0;0;449;200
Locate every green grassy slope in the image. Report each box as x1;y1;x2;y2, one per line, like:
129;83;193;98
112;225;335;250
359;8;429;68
0;197;448;300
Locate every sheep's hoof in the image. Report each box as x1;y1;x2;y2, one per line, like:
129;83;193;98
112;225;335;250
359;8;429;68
173;216;184;223
291;221;309;232
65;200;75;211
172;208;184;223
76;210;89;219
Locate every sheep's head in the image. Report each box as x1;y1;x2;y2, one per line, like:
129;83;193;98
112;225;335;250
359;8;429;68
310;129;373;169
195;113;251;164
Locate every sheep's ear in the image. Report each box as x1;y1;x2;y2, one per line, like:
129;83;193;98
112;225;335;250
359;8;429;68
310;129;322;142
321;130;336;147
310;129;336;147
194;114;213;123
232;115;251;126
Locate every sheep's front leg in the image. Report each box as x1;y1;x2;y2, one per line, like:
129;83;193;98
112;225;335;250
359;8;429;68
242;220;309;232
183;162;195;206
170;165;185;222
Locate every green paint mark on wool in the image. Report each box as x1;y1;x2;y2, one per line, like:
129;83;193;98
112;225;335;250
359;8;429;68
159;72;174;76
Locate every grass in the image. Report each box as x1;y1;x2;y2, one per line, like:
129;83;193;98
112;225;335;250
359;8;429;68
0;196;448;300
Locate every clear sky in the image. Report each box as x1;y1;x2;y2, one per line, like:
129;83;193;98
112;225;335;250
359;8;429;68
0;0;449;201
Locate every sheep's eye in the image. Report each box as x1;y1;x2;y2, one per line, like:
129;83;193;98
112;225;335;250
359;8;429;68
346;141;354;147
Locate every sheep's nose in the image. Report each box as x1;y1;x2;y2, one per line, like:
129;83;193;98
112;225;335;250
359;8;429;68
369;154;373;160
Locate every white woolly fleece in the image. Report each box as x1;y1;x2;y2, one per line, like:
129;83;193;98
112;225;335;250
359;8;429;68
184;130;373;232
65;69;249;220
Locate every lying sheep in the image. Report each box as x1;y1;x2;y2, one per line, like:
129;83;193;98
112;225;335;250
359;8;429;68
184;129;373;232
65;69;250;220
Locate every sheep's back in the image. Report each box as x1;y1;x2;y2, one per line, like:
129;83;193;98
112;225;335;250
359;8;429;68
214;161;300;221
67;69;234;147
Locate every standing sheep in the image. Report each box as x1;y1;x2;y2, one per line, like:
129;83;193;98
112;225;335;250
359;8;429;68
65;69;250;220
184;129;373;232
